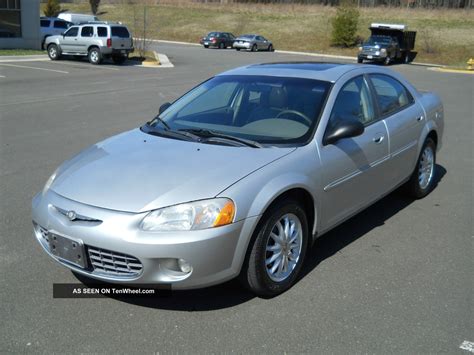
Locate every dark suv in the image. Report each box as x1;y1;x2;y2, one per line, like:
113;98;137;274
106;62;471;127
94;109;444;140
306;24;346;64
199;32;235;49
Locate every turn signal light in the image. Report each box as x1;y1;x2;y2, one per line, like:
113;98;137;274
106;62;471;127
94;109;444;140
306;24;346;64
213;201;235;227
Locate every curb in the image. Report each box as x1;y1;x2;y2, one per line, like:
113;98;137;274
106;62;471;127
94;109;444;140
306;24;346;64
428;67;474;75
133;52;174;68
0;54;48;63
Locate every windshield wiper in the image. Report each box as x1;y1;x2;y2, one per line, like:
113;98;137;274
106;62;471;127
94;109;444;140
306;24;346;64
144;124;200;142
179;128;262;148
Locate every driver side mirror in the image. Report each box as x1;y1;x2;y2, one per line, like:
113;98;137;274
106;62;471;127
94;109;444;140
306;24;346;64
159;102;171;114
323;119;364;146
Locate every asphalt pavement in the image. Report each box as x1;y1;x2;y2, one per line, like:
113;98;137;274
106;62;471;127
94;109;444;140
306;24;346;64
0;42;472;353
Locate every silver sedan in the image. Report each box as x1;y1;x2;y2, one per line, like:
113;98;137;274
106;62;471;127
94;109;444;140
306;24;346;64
233;34;274;52
32;63;444;297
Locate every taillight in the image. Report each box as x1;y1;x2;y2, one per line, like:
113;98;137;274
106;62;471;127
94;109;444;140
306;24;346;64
107;38;112;48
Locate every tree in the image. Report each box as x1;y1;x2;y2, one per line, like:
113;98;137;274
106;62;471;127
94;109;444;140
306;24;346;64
43;0;61;17
89;0;101;15
331;5;360;47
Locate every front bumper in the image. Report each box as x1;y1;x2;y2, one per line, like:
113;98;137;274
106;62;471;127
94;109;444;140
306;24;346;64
358;51;387;61
32;190;258;290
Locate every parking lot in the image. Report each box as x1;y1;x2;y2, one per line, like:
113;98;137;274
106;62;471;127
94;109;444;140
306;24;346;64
0;42;472;353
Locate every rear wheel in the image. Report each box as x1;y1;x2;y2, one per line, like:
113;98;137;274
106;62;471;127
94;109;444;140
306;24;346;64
204;45;209;48
357;57;363;63
47;44;61;60
236;48;241;51
88;47;102;65
268;44;273;52
251;44;257;52
404;51;411;64
404;138;437;199
219;42;225;49
240;200;309;297
384;56;391;65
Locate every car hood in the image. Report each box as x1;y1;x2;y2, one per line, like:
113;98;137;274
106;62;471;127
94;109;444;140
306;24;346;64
50;128;296;213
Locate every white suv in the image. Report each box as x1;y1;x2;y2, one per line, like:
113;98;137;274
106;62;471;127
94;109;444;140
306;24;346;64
45;22;134;65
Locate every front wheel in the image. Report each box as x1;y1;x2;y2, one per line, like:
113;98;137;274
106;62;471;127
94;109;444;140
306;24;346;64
219;42;225;49
404;51;411;64
240;200;309;297
251;44;257;52
235;48;240;51
357;57;363;63
384;56;391;65
47;44;61;61
88;47;102;65
268;44;274;52
404;138;437;199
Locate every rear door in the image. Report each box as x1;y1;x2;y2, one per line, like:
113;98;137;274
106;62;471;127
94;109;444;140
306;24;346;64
110;26;132;50
368;73;425;187
78;26;94;54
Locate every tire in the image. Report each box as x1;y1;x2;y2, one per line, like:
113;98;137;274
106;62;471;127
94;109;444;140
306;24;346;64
236;48;241;51
219;42;225;49
251;44;257;52
357;57;363;63
268;44;273;52
240;200;309;297
384;56;391;66
404;138;437;199
204;45;209;48
404;51;411;64
88;47;102;65
47;44;61;61
112;55;127;65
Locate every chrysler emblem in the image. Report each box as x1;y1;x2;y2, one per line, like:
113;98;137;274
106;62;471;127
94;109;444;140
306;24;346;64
67;210;77;221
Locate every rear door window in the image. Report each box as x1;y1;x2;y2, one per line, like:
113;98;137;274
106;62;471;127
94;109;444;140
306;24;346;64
81;26;94;37
97;26;107;37
111;27;130;38
369;74;414;117
40;20;50;27
54;20;69;29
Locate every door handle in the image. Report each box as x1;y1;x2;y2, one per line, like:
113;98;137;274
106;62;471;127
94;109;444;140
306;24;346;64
416;116;424;122
373;135;385;144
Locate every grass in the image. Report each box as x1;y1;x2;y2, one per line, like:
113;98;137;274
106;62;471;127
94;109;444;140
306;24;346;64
51;2;474;66
0;49;45;56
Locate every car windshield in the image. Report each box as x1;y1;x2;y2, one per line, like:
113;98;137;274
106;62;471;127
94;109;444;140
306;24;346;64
207;32;220;37
145;75;331;146
365;36;391;45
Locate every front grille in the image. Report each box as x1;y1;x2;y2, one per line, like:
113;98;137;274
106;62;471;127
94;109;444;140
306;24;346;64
88;246;143;277
38;225;49;242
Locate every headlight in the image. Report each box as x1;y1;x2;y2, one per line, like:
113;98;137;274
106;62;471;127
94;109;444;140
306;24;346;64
358;46;363;51
381;48;387;53
42;171;57;195
375;51;380;55
140;198;235;232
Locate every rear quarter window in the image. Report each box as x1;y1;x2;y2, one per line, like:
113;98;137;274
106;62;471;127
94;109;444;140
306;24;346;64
53;21;69;29
40;20;50;27
111;27;130;38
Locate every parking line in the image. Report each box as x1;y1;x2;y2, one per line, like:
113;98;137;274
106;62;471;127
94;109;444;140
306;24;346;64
0;63;68;74
50;61;120;71
460;341;474;353
0;75;5;78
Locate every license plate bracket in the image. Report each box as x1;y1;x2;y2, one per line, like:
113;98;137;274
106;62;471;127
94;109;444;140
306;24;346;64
48;233;87;269
367;55;373;59
120;49;126;54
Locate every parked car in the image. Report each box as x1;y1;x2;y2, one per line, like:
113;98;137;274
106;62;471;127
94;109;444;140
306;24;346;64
358;23;416;65
45;22;134;65
199;32;236;49
32;62;443;297
40;17;72;49
57;13;99;25
233;34;274;52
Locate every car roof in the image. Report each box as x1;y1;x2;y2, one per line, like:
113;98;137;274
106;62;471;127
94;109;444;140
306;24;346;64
217;62;360;82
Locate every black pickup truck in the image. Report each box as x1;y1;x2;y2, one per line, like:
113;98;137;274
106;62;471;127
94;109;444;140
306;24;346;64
357;23;416;65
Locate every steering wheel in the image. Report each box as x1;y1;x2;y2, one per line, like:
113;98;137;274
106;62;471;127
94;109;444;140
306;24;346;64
275;109;312;126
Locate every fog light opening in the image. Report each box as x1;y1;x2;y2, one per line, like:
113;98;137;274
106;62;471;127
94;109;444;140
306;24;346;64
178;258;192;274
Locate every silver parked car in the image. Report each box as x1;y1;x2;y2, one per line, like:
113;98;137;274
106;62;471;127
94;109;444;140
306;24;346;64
32;63;444;297
233;34;274;52
45;22;133;65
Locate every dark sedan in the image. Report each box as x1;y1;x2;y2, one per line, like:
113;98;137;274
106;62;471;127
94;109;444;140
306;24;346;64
199;32;235;49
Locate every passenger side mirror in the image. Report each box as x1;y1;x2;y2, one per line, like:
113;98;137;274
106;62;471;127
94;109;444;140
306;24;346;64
159;102;171;114
323;119;364;145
